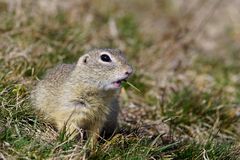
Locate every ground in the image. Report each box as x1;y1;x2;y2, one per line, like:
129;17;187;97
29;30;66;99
0;0;240;159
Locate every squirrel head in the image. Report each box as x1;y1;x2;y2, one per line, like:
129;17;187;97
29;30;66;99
76;48;133;90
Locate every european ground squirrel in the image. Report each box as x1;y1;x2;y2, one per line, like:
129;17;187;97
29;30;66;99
31;48;133;143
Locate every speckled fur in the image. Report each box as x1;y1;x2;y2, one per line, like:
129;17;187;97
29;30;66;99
31;48;132;140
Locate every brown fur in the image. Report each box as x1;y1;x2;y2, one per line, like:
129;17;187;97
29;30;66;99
31;48;132;142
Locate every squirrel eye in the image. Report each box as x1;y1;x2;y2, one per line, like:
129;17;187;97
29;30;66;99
100;54;111;62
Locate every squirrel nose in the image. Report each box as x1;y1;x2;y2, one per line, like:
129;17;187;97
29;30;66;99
124;66;133;76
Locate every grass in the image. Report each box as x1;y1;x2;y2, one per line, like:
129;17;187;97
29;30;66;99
0;0;240;159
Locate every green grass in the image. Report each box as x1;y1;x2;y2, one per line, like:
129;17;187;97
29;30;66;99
174;140;239;160
1;81;239;159
0;1;240;159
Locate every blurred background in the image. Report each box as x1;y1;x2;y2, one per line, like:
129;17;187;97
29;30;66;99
0;0;240;159
1;0;240;91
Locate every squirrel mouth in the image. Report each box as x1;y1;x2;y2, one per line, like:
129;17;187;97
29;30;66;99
112;78;127;88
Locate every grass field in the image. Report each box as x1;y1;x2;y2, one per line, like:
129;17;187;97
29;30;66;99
0;0;240;159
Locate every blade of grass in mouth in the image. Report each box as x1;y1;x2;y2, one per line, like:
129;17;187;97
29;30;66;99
124;81;141;93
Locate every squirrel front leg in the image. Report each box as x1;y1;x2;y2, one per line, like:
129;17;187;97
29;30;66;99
88;125;101;149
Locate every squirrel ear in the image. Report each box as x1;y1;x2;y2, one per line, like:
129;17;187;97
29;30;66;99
78;54;89;65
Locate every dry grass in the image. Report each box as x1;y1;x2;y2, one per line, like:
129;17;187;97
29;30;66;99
0;0;240;159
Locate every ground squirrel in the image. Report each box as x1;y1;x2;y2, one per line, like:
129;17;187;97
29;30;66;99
31;48;133;142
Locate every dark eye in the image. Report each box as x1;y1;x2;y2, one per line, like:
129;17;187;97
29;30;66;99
100;54;111;62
